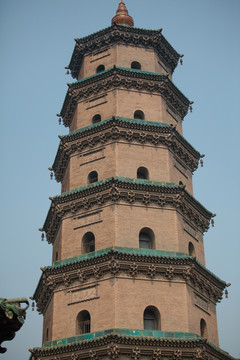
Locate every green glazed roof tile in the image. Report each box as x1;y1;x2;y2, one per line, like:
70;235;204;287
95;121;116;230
42;246;225;286
75;25;172;44
195;258;225;285
69;67;188;101
71;66;166;86
72;67;113;84
58;116;199;160
64;117;170;139
115;66;166;76
49;247;190;269
69;25;179;79
53;176;178;200
43;328;201;348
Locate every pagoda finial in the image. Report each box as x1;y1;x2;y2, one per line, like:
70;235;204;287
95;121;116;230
111;0;134;27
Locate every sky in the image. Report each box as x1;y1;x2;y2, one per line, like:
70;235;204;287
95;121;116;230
0;0;240;359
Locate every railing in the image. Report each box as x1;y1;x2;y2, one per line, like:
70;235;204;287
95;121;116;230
78;320;90;334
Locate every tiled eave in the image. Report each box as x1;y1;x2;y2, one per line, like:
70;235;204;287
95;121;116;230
34;247;225;314
60;67;190;127
42;177;212;244
28;329;235;360
68;24;180;79
52;117;200;182
29;331;204;359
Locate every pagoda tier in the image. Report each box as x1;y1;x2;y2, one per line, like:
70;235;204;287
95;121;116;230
53;117;200;185
34;247;225;346
61;67;190;131
41;177;211;272
35;247;225;315
43;177;212;243
68;23;180;80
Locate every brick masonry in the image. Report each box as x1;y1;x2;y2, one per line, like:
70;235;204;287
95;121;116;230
39;26;221;355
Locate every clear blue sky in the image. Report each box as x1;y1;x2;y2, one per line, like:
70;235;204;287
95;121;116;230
1;0;240;359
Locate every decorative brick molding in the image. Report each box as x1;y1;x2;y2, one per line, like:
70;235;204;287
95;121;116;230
43;177;212;244
68;24;180;79
28;331;235;360
61;67;189;127
34;247;225;314
53;118;199;183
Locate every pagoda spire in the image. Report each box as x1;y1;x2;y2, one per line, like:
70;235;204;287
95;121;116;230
111;0;134;27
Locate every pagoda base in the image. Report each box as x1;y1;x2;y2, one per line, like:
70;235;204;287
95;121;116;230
29;329;235;360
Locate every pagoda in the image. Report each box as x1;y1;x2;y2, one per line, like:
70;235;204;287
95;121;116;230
29;2;235;360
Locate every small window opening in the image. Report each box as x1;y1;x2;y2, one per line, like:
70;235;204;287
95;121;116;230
139;227;155;249
77;310;91;334
144;306;160;330
188;242;196;257
82;232;95;254
137;167;149;180
134;110;145;120
55;251;58;261
96;65;105;73
46;328;49;341
131;61;141;70
88;171;98;184
92;114;101;124
179;181;183;186
200;319;208;338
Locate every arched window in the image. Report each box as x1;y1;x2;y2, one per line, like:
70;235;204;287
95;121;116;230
200;318;208;338
76;310;91;334
188;242;196;257
179;181;183;186
55;251;58;261
143;306;161;330
137;167;149;180
82;232;95;253
88;171;98;184
139;228;155;249
131;61;141;70
134;110;145;120
92;114;101;124
46;328;49;341
96;64;105;73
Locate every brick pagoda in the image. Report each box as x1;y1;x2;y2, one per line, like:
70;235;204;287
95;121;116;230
29;2;234;360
